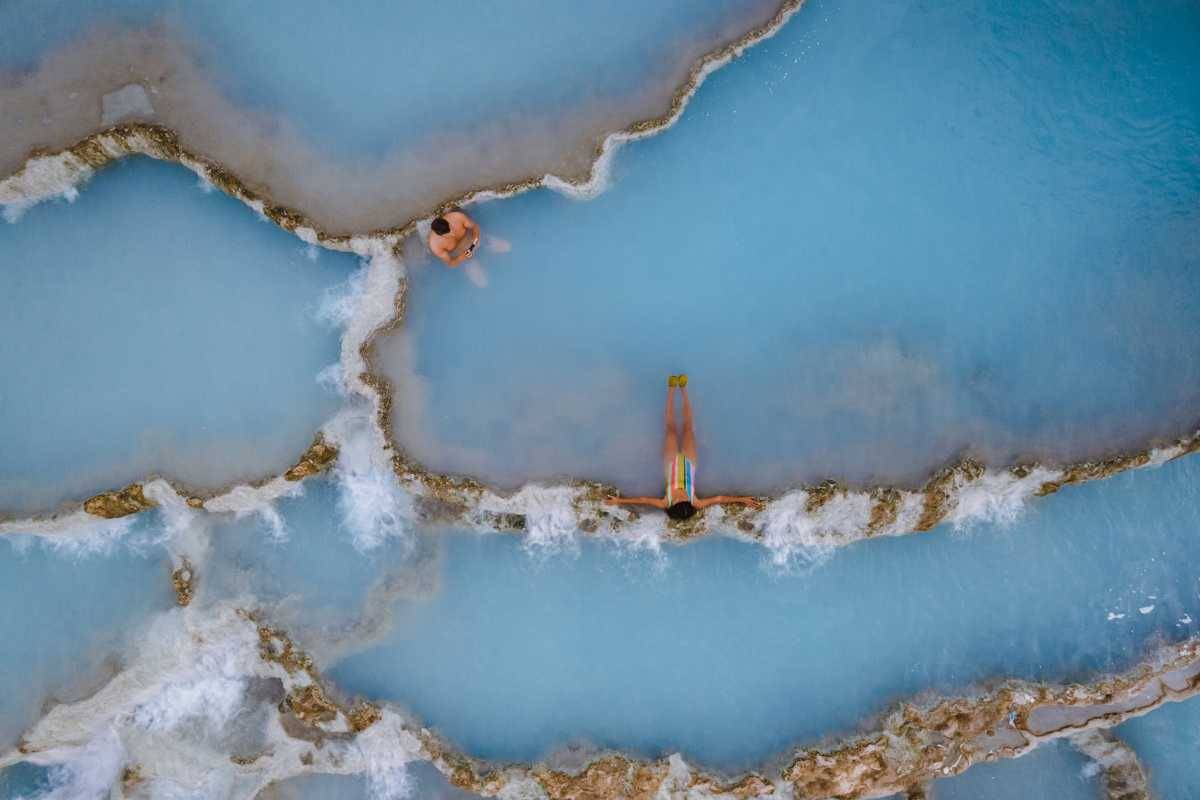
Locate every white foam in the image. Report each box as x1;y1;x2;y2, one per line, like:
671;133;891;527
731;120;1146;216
5;605;296;795
355;715;423;800
0;151;95;223
475;484;584;551
944;466;1062;531
323;406;415;552
0;510;138;557
757;490;861;569
318;252;404;399
203;477;304;541
21;727;126;800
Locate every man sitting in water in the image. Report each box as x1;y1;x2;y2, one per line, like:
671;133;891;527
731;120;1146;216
427;209;481;267
605;375;762;520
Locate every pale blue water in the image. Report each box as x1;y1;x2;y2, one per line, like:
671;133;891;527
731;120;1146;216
0;156;353;515
4;0;1200;794
1117;696;1200;800
381;0;1200;495
262;764;477;800
0;0;777;158
205;479;421;657
327;455;1200;770
931;740;1099;800
0;516;173;750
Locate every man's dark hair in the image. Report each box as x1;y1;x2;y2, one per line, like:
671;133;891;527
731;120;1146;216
431;216;450;235
666;501;697;520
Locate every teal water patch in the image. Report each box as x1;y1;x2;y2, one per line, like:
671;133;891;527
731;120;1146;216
381;0;1200;495
327;455;1200;770
1117;695;1200;799
0;157;354;515
0;762;53;799
0;515;173;750
931;740;1099;799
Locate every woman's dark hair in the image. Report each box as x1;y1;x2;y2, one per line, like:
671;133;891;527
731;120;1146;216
666;501;697;520
431;216;450;235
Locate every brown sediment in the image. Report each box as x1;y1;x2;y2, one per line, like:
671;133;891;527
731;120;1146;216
230;752;267;766
283;434;339;481
804;480;845;513
83;482;154;518
284;684;339;726
120;764;143;791
1069;730;1150;800
1036;453;1152;497
256;622;316;675
692;773;777;798
248;614;386;746
914;459;984;532
533;757;665;800
866;487;903;534
170;558;195;607
346;702;383;732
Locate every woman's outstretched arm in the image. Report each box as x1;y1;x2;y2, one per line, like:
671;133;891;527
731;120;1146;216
694;495;763;510
604;496;668;509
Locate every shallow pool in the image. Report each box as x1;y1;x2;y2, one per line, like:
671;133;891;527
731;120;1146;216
1;0;782;231
323;455;1200;770
0;157;352;515
930;740;1099;800
1117;695;1200;800
0;515;173;750
380;0;1200;496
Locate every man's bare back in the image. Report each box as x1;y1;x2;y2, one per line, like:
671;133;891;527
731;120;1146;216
428;210;480;268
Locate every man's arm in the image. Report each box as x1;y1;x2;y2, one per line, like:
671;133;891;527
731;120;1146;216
694;495;763;510
604;496;668;509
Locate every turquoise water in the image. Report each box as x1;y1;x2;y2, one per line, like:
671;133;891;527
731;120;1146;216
0;516;172;750
1117;696;1200;799
0;157;352;515
931;740;1099;799
328;455;1200;770
380;0;1200;495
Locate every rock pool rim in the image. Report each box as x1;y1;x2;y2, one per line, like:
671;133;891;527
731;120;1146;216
4;124;1200;545
8;601;1190;800
3;0;1200;551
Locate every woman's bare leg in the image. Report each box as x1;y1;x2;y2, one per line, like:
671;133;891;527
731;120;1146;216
680;385;697;461
662;384;679;468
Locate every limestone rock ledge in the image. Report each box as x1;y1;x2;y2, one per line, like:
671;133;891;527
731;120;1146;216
283;435;339;481
411;638;1200;800
83;482;154;518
